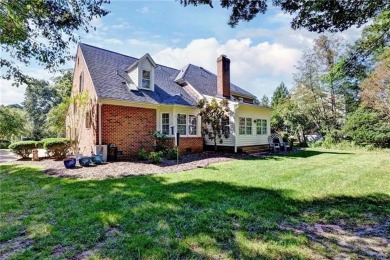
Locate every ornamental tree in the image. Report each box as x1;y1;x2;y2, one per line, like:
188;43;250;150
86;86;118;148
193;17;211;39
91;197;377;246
196;98;231;151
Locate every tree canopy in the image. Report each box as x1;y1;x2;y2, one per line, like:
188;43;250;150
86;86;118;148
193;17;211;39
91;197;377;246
271;82;289;108
179;0;389;31
0;0;109;85
0;105;28;140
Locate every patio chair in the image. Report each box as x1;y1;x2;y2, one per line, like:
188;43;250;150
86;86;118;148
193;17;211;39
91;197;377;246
279;136;291;151
268;135;280;152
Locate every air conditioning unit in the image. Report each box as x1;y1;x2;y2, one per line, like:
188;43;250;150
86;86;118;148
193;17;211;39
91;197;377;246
94;145;108;162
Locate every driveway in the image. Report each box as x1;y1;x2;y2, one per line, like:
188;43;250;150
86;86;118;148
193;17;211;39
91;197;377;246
0;149;19;163
0;149;47;163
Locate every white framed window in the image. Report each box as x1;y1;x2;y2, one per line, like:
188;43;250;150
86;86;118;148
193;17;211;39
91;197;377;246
141;70;151;89
222;117;230;136
161;113;169;135
246;118;252;135
188;115;197;135
239;117;245;135
256;119;262;135
262;119;267;135
177;114;187;135
239;117;252;135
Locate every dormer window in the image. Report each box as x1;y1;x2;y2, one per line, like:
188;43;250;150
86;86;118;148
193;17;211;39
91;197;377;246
126;53;156;91
142;70;151;89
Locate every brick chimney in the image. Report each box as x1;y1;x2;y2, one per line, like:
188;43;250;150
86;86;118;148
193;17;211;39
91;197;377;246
217;55;230;98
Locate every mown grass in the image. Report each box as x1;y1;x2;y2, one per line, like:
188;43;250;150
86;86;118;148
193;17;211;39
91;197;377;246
0;148;389;259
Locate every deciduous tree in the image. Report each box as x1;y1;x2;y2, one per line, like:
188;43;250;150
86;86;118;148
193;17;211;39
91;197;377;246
179;0;389;32
0;0;109;85
0;106;28;140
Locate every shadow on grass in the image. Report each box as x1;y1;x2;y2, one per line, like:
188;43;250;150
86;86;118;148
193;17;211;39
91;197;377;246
0;164;388;259
238;149;354;161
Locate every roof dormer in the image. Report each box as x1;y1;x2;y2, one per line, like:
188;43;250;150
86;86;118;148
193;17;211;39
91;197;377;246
126;53;157;91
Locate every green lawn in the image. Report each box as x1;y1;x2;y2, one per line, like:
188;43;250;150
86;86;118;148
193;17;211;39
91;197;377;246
1;149;389;259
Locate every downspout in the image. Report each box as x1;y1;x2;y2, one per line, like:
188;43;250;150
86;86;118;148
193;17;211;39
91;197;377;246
234;103;239;153
98;103;102;146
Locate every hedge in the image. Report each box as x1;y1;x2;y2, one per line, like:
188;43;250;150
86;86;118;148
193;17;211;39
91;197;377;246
36;138;60;149
0;139;11;149
8;141;37;158
43;138;71;159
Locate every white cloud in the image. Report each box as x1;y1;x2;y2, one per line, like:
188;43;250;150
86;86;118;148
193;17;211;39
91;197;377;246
136;6;153;14
89;17;105;30
111;22;130;30
154;37;301;98
0;79;26;105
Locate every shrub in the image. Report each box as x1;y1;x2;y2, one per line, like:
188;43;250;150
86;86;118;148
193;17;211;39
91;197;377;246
149;151;163;164
150;131;170;152
166;148;179;160
43;138;71;159
9;141;37;158
36;138;59;149
138;148;149;161
308;141;323;148
0;139;11;149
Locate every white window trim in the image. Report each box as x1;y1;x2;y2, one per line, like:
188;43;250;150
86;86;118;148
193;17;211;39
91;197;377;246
173;113;199;137
177;114;187;136
188;115;197;136
256;119;268;135
141;69;151;89
161;112;170;136
239;117;253;135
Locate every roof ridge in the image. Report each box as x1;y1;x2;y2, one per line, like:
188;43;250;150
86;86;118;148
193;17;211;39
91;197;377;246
79;42;180;71
79;42;139;60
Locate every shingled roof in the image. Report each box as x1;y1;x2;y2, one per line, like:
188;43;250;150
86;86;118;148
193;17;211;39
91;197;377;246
79;43;257;106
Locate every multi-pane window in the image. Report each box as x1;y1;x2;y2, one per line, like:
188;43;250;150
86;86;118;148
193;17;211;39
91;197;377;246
161;113;169;135
239;117;252;135
262;119;267;135
142;70;151;89
256;119;267;135
256;119;262;135
239;117;245;135
177;114;187;135
246;118;252;135
222;117;230;136
188;115;197;135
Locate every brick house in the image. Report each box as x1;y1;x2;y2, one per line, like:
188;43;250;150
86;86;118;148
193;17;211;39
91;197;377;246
69;43;271;159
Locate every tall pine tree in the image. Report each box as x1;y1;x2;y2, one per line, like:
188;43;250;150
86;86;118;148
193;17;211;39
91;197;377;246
271;82;289;108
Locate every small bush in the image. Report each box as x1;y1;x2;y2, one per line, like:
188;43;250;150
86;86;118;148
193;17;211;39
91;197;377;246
149;151;163;164
166;148;179;160
308;141;323;148
0;139;11;149
36;138;59;149
150;131;170;152
138;148;149;161
43;138;71;159
9;141;37;158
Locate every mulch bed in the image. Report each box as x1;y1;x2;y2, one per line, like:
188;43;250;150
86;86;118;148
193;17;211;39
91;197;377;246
3;152;271;180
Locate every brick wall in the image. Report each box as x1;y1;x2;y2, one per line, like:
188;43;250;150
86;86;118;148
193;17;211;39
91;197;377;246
101;105;156;158
167;137;203;154
69;46;98;155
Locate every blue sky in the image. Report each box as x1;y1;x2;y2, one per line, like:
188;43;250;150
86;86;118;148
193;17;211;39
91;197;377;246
1;0;363;105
